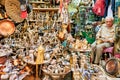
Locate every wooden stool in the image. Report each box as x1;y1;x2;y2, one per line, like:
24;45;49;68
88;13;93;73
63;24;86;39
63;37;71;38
100;47;114;65
102;47;114;60
114;54;120;59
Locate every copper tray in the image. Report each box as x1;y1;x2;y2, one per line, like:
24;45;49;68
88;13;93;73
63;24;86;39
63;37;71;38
0;19;15;36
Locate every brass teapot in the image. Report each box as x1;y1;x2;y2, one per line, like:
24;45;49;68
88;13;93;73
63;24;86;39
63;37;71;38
96;39;104;45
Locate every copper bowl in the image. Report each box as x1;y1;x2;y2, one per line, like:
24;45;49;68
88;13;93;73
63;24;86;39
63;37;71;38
0;19;15;37
105;58;118;75
0;56;7;64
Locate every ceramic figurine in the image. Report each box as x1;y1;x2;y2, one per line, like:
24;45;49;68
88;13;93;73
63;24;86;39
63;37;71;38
44;53;50;60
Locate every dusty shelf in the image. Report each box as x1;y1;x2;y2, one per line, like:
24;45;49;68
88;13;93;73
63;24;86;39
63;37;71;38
32;8;59;11
30;1;50;4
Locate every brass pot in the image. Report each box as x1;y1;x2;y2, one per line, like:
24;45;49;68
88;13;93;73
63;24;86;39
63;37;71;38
96;39;103;45
62;24;67;29
57;31;65;41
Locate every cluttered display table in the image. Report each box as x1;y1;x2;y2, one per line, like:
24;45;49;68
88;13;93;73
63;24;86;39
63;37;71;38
42;61;71;80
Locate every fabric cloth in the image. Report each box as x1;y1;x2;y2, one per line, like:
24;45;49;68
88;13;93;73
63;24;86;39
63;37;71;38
91;24;116;64
104;0;115;17
92;0;105;16
95;25;101;33
107;4;113;17
20;11;27;19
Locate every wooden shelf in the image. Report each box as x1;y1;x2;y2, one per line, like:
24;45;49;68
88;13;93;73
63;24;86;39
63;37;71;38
28;20;39;22
28;20;45;22
28;20;62;22
28;0;60;23
33;8;59;11
30;1;50;4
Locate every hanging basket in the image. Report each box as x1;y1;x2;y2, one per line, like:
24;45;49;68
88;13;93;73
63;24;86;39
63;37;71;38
5;0;24;23
0;0;5;6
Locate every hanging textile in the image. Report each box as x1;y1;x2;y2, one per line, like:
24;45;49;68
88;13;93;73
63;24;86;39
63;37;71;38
59;0;63;14
107;3;113;17
104;0;115;17
92;0;105;16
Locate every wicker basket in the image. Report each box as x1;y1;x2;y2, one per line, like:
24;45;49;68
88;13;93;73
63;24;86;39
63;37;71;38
5;0;24;23
0;0;5;6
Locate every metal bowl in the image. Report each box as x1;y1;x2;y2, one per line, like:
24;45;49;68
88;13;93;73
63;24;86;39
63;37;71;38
105;58;119;75
0;19;15;37
0;56;7;64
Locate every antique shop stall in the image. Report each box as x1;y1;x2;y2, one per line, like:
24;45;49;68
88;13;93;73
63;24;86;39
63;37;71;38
0;0;120;80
